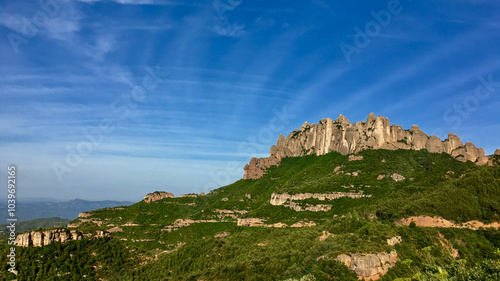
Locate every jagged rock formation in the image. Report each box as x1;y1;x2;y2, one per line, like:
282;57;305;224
336;250;398;280
243;156;280;180
144;191;174;203
15;228;83;247
244;113;495;179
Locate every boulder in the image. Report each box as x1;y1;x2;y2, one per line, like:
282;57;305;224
336;251;398;280
391;174;405;182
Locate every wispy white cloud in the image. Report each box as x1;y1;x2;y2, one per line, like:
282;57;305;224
81;34;118;61
76;0;199;5
117;24;174;30
213;23;245;37
0;85;74;96
383;58;500;116
0;12;26;34
322;25;494;117
43;11;82;42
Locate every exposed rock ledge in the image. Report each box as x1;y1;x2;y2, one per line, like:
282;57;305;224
286;202;332;212
399;216;500;230
244;113;497;180
144;191;206;202
270;191;371;205
15;229;84;247
237;218;315;228
161;219;218;232
336;250;398;280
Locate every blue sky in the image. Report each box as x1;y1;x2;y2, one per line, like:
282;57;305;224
1;0;499;201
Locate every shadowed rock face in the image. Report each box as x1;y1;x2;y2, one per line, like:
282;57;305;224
244;113;496;180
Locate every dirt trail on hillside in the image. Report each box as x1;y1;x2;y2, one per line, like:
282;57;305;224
398;216;500;230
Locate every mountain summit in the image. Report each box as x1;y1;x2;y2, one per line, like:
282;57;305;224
244;113;496;179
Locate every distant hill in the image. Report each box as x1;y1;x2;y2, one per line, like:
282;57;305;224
0;217;71;237
0;199;134;222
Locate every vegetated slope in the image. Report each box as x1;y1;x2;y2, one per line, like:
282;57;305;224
2;150;499;280
0;199;134;222
82;149;484;227
0;217;71;238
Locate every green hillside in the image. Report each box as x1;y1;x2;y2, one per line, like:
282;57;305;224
0;217;71;238
2;149;499;280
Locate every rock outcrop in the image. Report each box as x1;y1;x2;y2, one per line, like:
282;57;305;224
78;212;92;218
270;192;371;206
336;250;398;280
243;156;280;180
144;191;174;203
236;218;288;228
399;216;500;230
237;218;265;227
15;229;83;247
390;173;405;182
244;113;495;179
162;219;218;232
387;236;402;246
270;192;371;212
181;193;199;198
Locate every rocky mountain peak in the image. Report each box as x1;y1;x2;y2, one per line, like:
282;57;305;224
336;114;351;125
244;113;497;180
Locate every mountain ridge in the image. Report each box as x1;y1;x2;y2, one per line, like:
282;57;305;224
244;113;498;179
0;199;134;222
